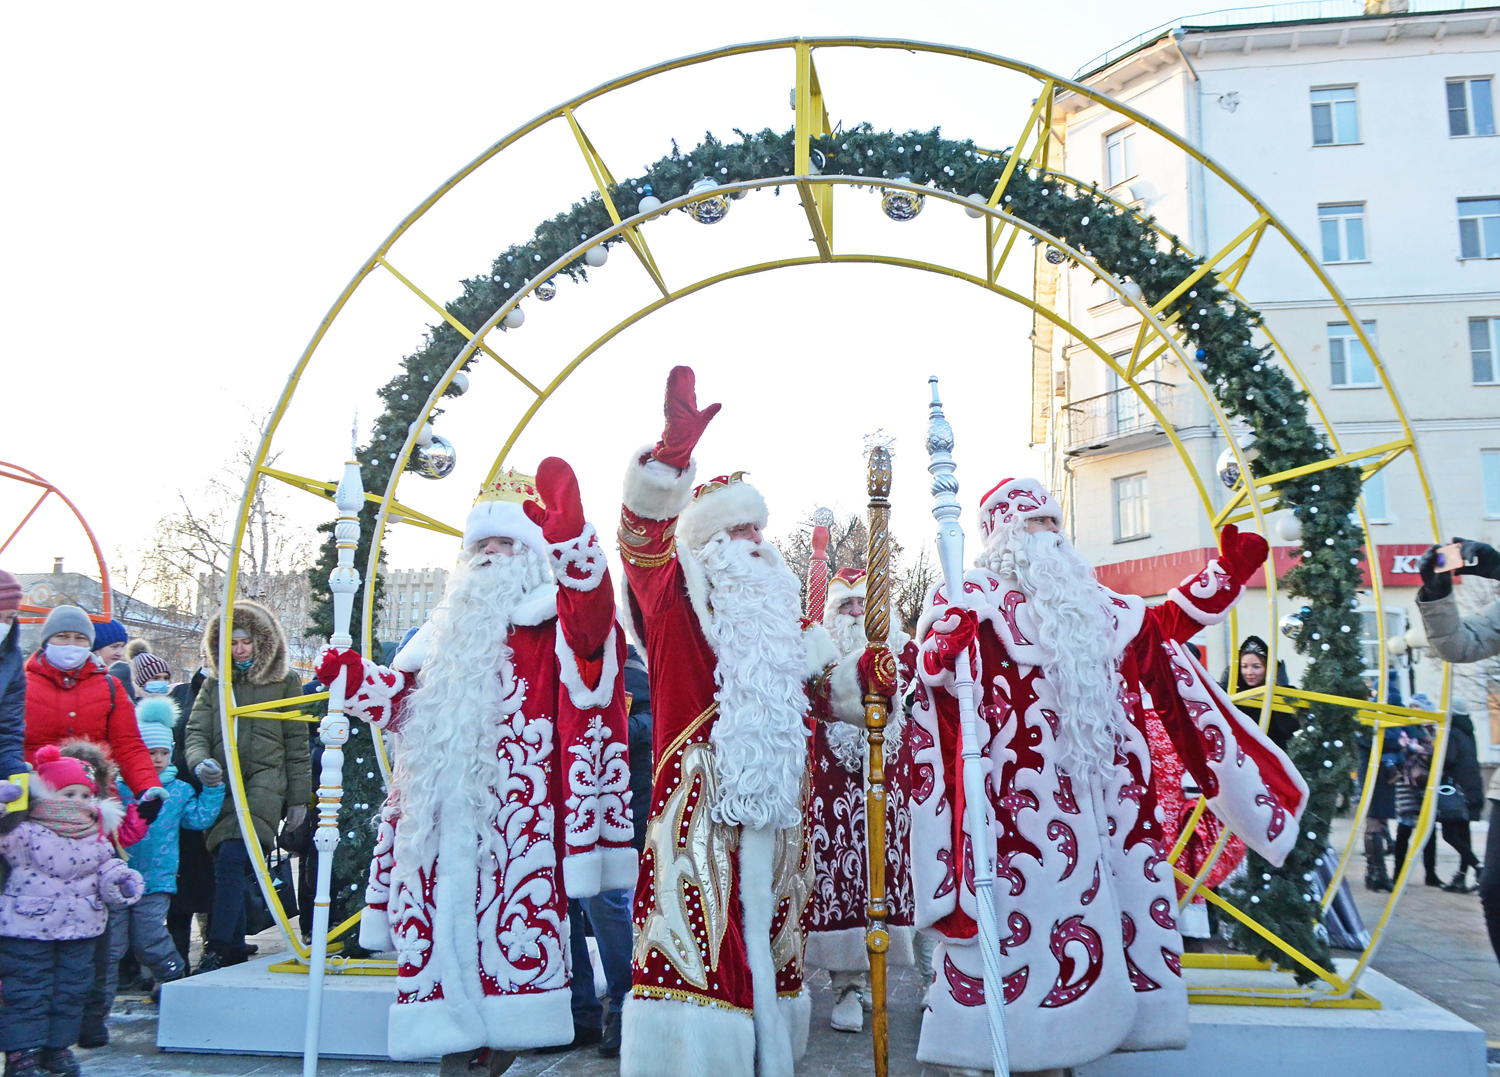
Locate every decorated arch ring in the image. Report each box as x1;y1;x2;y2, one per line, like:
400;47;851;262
220;37;1446;1005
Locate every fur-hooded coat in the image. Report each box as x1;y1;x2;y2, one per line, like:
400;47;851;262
184;600;311;850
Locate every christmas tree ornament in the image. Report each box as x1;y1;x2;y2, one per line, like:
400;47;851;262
809;147;827;174
449;371;469;395
503;306;525;329
813;506;836;529
415;435;457;480
636;184;662;216
880;175;924;221
1121;281;1143;302
685;177;730;224
584;245;608;267
536;277;557;301
964;192;988;218
1044;246;1067;265
1276;515;1303;542
1216;447;1242;489
1279;607;1310;639
408;420;433;447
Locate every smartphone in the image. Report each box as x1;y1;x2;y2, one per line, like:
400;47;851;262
1434;542;1466;573
5;773;28;813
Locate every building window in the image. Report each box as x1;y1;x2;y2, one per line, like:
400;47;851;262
1106;126;1137;188
426;591;433;602
1319;203;1367;263
398;592;405;603
1459;198;1500;259
1484;450;1500;518
1113;473;1149;542
1448;78;1496;138
1473;318;1499;384
1361;469;1390;523
1329;321;1379;388
1311;86;1359;145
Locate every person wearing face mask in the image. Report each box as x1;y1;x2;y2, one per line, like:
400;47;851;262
90;621;133;702
0;570;27;803
184;600;310;973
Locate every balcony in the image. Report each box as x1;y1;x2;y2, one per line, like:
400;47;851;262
1061;380;1180;457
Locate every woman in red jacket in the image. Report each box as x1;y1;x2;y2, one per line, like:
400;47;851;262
23;607;162;801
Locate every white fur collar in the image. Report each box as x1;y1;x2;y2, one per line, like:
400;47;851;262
394;583;559;674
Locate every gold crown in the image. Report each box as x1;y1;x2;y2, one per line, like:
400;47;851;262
692;471;749;500
474;468;542;508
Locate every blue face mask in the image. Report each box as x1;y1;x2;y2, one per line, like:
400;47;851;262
142;680;172;694
233;658;253;673
45;643;91;671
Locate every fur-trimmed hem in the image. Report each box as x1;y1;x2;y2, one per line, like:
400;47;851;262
623;447;696;521
387;986;573;1059
740;825;795;1077
358;904;392;952
563;849;603;899
778;989;811;1062
620;994;756;1077
826;651;866;726
805;926;915;972
600;845;639;891
555;624;619;710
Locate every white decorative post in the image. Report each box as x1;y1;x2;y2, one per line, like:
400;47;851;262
303;455;362;1076
926;377;1010;1077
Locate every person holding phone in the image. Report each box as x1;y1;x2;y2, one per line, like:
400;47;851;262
1414;537;1500;963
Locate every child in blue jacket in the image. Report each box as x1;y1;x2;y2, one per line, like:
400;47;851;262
113;667;224;1003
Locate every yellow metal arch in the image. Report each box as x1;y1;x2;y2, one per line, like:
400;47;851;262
225;38;1441;998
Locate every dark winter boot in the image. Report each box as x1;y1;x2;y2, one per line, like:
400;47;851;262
1364;831;1393;892
75;1017;107;1050
598;1007;622;1058
4;1049;44;1076
1444;868;1475;894
38;1048;80;1077
1425;868;1444;886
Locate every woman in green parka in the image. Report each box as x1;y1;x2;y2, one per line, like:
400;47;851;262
185;599;310;971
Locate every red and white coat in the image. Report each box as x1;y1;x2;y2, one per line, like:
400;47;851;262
617;452;815;1077
342;528;632;1062
912;557;1307;1073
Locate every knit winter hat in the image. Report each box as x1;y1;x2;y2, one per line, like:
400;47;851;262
40;605;95;647
91;619;128;652
132;652;171;686
0;570;21;613
34;745;98;794
134;695;179;751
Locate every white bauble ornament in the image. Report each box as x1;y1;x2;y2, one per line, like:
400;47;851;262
584;245;608;267
1121;281;1143;303
503;307;525;329
409;420;433;447
449;371;469;395
636;193;663;216
964;192;987;218
1276;515;1303;542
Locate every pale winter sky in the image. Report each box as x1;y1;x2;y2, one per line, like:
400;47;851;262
2;1;1220;606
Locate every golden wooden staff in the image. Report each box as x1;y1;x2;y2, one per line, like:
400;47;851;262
863;443;895;1077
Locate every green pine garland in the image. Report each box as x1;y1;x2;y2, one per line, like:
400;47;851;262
303;122;1365;976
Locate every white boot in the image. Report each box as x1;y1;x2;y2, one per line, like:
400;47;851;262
830;985;865;1032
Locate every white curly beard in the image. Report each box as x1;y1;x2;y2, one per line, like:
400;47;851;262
983;527;1126;779
697;533;809;830
824;611;866;658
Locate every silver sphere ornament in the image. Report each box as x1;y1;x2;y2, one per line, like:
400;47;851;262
415;435;457;480
503;306;525;329
1044;246;1067;265
1216;447;1243;489
536;278;557;301
584;245;608;268
1276;515;1303;542
1121;281;1143;303
686;178;730;224
449;371;469;395
880;176;925;221
812;506;836;529
1279;606;1311;639
964;192;988;218
409;420;433;447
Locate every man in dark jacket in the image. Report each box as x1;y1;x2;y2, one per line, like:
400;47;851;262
0;570;26;795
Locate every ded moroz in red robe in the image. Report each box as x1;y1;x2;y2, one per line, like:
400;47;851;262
913;530;1307;1072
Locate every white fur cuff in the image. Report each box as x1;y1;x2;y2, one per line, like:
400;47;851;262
623;446;696;521
803;624;839;680
555;625;619;711
549;524;607;592
563;849;603;898
358;904;392;952
827;652;866;726
601;845;639;891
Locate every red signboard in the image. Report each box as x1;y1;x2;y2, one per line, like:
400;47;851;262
1094;543;1440;597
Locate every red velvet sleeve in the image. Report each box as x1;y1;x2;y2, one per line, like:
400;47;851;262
1140;553;1247;647
106;685;162;792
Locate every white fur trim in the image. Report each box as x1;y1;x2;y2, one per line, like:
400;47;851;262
802;624;838;680
358;904;392;952
1166;557;1235;626
824;577;867;622
563;849;604;899
778;990;811;1064
677;545;717;649
601;845;639;891
392;622;434;673
620;994;756;1077
977;475;1062;545
679;480;769;552
462;499;549;563
740;825;795;1077
827;651;866;726
99;797;126;834
549;524;607;592
805;926;915;972
387;985;573;1059
510;583;558;627
623;447;697;520
555;624;619;711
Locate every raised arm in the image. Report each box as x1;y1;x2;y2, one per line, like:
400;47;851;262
525;456;615;666
1143;524;1269;645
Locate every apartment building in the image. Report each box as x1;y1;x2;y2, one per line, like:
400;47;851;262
377;566;450;642
1038;2;1500;745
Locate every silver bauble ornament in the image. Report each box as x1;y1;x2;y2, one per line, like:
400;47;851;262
448;371;469;395
880;176;925;221
503;306;525;328
415;435;457;480
584;245;608;267
1121;280;1144;303
1216;447;1243;489
409;419;433;447
964;192;988;218
686;178;730;224
1280;606;1311;639
812;506;836;529
1044;246;1067;265
1276;515;1303;542
536;278;557;301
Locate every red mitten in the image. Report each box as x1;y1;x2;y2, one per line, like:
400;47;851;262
1218;523;1269;585
522;456;587;542
811;525;830;561
928;607;979;667
858;646;900;698
316;646;363;697
653;366;721;468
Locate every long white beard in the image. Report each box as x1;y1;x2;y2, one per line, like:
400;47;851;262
697;534;809;830
391;547;545;876
824;611;866;658
984;528;1125;779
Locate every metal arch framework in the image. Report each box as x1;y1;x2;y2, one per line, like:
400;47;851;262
0;462;113;624
223;37;1443;1002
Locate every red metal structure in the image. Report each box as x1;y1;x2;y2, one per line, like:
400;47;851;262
0;461;113;623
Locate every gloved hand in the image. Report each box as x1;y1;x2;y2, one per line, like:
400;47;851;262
522;456;587;542
811;525;830;561
1217;523;1270;586
195;759;224;787
927;607;980;669
858;646;899;698
137;797;163;824
315;645;363;697
1454;538;1500;581
1417;544;1451;600
285;804;308;831
652;366;721;469
0;781;24;804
